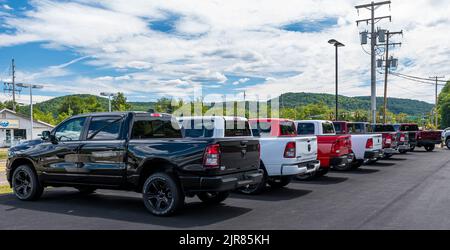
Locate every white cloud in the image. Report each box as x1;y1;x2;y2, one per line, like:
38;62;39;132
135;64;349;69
2;4;13;11
0;0;448;104
232;78;250;85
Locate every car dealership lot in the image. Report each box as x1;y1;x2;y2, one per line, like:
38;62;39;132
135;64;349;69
1;147;450;230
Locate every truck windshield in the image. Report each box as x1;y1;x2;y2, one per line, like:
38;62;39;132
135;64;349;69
297;123;315;135
180;119;214;138
400;125;419;131
373;125;395;132
225;120;252;137
279;121;296;136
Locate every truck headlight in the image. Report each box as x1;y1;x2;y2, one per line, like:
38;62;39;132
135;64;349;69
7;150;15;158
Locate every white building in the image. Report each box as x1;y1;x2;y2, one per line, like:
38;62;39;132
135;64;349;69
0;109;54;147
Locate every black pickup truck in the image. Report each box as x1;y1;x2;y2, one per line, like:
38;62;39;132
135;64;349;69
6;112;263;216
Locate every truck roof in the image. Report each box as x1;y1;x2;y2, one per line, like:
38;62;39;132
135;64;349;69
72;111;171;118
249;118;294;122
177;116;248;121
294;120;333;123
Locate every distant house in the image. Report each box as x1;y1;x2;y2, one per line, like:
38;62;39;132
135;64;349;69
0;109;54;147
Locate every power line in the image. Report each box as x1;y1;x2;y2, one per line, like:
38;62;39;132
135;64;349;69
392;72;448;83
390;72;446;86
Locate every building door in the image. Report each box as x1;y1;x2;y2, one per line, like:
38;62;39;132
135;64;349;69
5;129;12;147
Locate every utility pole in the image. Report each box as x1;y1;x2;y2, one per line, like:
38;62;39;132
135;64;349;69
381;30;402;124
17;83;44;140
356;1;392;124
429;76;445;128
12;59;16;111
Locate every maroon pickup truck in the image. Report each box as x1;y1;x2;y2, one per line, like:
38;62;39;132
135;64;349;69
416;130;442;152
394;124;441;152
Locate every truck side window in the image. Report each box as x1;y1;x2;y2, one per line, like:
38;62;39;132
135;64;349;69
279;122;296;136
225;120;252;137
132;119;182;139
87;116;123;140
297;123;315;135
54;117;86;141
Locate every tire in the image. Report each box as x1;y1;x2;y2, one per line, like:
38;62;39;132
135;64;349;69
383;154;393;159
142;172;184;216
76;187;97;194
314;168;329;178
410;145;416;152
12;165;44;201
197;191;229;204
238;177;267;195
446;139;450;150
425;145;435;152
238;163;267;195
267;177;291;188
352;160;364;169
295;171;316;181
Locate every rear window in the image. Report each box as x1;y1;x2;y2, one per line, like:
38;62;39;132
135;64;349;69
334;123;343;134
400;125;419;131
297;123;315;135
279;121;296;136
250;121;271;137
322;122;335;134
225;120;252;137
373;125;395;132
348;123;366;134
131;119;182;139
180;119;214;138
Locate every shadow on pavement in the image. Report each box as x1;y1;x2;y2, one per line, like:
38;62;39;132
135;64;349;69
230;187;312;202
0;189;251;228
332;168;380;175
293;176;349;185
365;162;396;167
383;157;407;161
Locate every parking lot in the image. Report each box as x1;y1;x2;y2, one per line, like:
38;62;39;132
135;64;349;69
0;147;449;230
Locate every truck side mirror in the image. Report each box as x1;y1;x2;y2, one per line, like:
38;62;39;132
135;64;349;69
41;131;57;143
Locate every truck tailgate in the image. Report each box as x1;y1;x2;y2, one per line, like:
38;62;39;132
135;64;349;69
295;136;318;162
217;138;260;174
418;131;442;141
372;134;383;150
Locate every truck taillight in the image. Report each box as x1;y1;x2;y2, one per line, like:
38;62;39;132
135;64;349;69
400;134;406;142
332;140;341;154
284;142;296;158
203;144;220;168
150;113;162;117
366;138;373;149
385;134;392;145
257;143;261;159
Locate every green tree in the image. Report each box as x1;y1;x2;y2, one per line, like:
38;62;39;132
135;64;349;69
112;92;132;111
439;81;450;129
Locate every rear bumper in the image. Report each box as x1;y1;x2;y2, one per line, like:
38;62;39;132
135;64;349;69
364;149;382;160
397;144;410;151
383;148;398;154
295;160;321;176
330;153;354;167
179;169;264;192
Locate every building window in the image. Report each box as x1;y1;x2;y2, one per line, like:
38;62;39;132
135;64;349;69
14;129;27;140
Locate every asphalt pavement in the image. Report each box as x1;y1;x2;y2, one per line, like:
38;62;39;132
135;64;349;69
1;147;450;230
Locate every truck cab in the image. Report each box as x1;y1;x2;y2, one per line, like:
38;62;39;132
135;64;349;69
393;124;420;151
295;120;354;173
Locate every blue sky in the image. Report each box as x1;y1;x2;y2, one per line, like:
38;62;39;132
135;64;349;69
0;0;448;104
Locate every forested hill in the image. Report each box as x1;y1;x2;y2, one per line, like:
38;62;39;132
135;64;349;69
274;93;434;115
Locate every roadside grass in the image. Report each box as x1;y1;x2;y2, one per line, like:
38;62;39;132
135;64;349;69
0;148;7;161
0;185;12;194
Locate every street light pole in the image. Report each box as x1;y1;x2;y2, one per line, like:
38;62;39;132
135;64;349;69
100;92;116;112
328;39;345;121
16;83;44;140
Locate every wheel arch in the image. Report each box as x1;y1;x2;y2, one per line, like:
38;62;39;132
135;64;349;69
137;158;180;191
8;157;37;183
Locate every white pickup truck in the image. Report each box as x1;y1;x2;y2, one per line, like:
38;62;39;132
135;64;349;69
177;116;319;194
247;118;319;193
333;121;384;168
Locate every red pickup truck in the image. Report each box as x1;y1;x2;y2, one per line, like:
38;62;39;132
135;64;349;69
393;124;441;152
295;120;354;176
